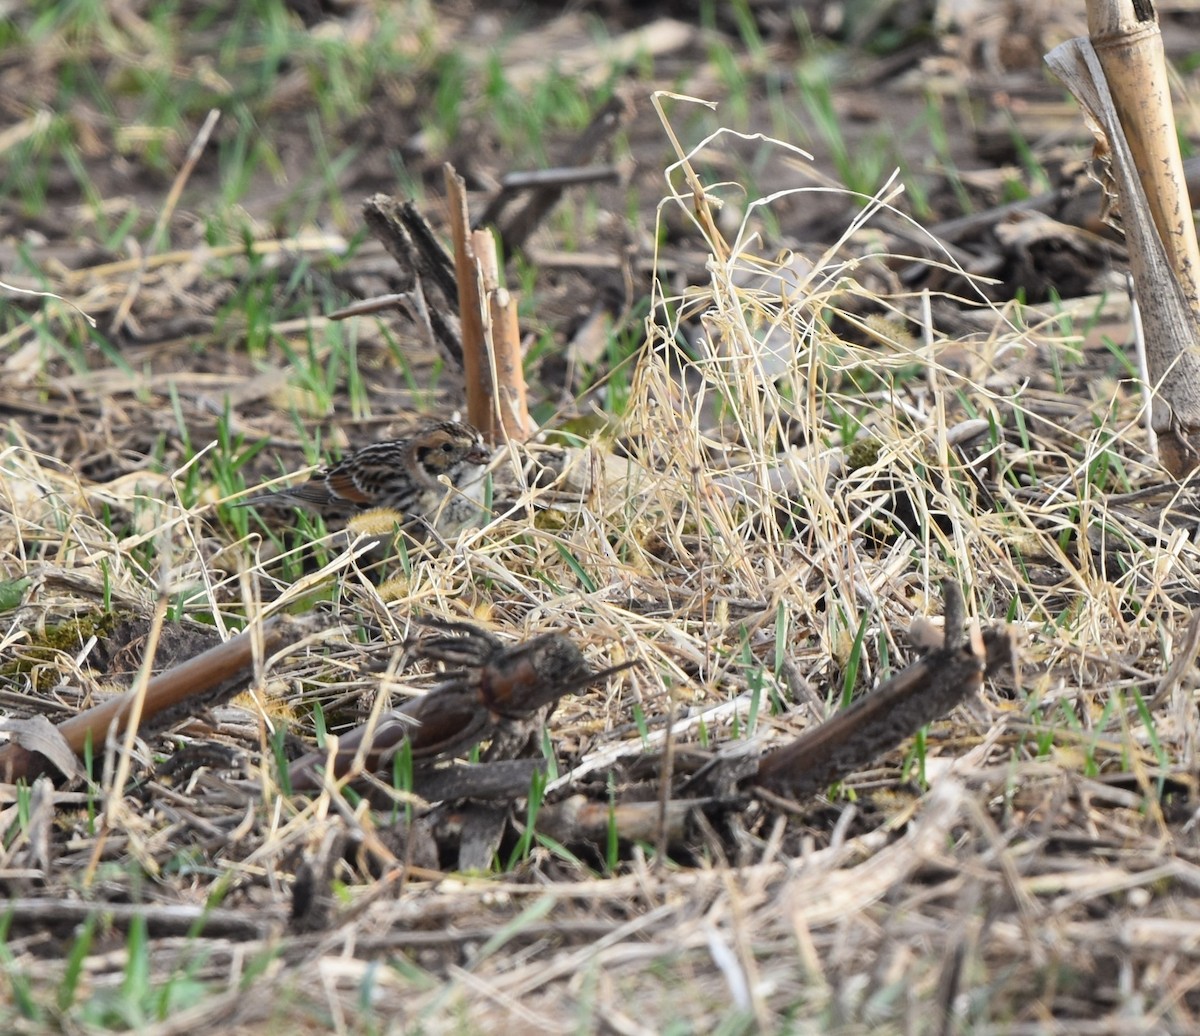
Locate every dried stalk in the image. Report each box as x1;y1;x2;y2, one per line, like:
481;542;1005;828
0;615;320;784
475;227;534;441
444;165;534;443
360;194;464;368
1087;0;1200;298
1047;2;1200;475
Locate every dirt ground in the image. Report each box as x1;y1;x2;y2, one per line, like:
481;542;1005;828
7;1;1200;1033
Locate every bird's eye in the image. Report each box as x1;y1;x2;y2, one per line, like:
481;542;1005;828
441;442;455;453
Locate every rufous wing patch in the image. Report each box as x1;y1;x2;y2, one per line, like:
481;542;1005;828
326;469;373;504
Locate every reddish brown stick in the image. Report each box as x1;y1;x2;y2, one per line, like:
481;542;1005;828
0;615;315;784
444;165;492;438
445;165;534;444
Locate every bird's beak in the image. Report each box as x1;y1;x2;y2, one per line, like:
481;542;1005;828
467;441;493;465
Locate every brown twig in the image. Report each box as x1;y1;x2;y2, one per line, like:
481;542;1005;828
491;165;620;193
2;897;270;940
445;165;534;443
0;614;321;784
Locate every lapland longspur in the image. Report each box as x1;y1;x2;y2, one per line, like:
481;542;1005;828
237;420;492;533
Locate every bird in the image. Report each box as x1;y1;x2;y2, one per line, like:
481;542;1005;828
234;420;493;533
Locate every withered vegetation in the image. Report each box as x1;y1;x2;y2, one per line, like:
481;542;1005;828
4;2;1200;1032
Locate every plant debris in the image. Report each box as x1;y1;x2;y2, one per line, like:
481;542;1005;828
5;2;1200;1030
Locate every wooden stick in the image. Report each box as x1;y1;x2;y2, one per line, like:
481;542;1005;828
444;166;493;437
444;165;534;443
474;229;534;442
0;615;318;784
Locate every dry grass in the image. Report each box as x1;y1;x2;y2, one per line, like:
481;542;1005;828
6;41;1200;1036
